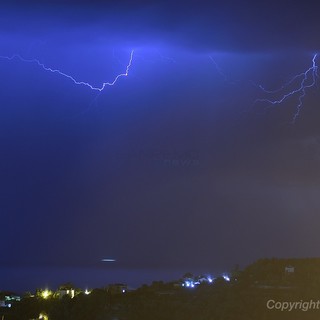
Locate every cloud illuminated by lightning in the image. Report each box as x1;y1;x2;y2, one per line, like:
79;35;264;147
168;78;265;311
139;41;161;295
255;54;318;123
0;50;134;91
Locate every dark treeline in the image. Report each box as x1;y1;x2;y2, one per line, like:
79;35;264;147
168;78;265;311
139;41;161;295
2;258;320;320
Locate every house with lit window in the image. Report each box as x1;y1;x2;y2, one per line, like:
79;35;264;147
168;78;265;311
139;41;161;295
57;284;75;299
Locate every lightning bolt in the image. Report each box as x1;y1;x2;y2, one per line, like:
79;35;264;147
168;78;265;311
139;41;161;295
255;54;318;123
0;50;134;91
209;55;228;82
208;55;240;86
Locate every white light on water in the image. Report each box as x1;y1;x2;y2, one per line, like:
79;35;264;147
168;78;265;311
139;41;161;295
101;259;116;262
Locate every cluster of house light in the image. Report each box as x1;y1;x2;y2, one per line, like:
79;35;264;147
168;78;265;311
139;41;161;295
0;294;21;308
39;288;91;300
181;274;230;288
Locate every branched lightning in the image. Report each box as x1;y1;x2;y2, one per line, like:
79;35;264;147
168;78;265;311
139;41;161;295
0;50;134;91
252;72;304;94
209;55;228;82
156;50;176;64
2;48;318;124
208;55;239;85
255;54;318;123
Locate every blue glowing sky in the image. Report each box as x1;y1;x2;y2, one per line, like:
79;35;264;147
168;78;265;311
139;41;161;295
1;0;320;291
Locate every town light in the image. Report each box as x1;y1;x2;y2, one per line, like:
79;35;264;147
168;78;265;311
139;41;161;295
39;312;49;320
223;275;230;282
41;290;52;299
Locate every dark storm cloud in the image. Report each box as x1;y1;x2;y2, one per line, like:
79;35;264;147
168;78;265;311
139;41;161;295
2;1;320;53
2;0;320;291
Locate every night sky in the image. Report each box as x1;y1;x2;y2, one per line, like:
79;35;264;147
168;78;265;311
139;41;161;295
2;0;320;291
